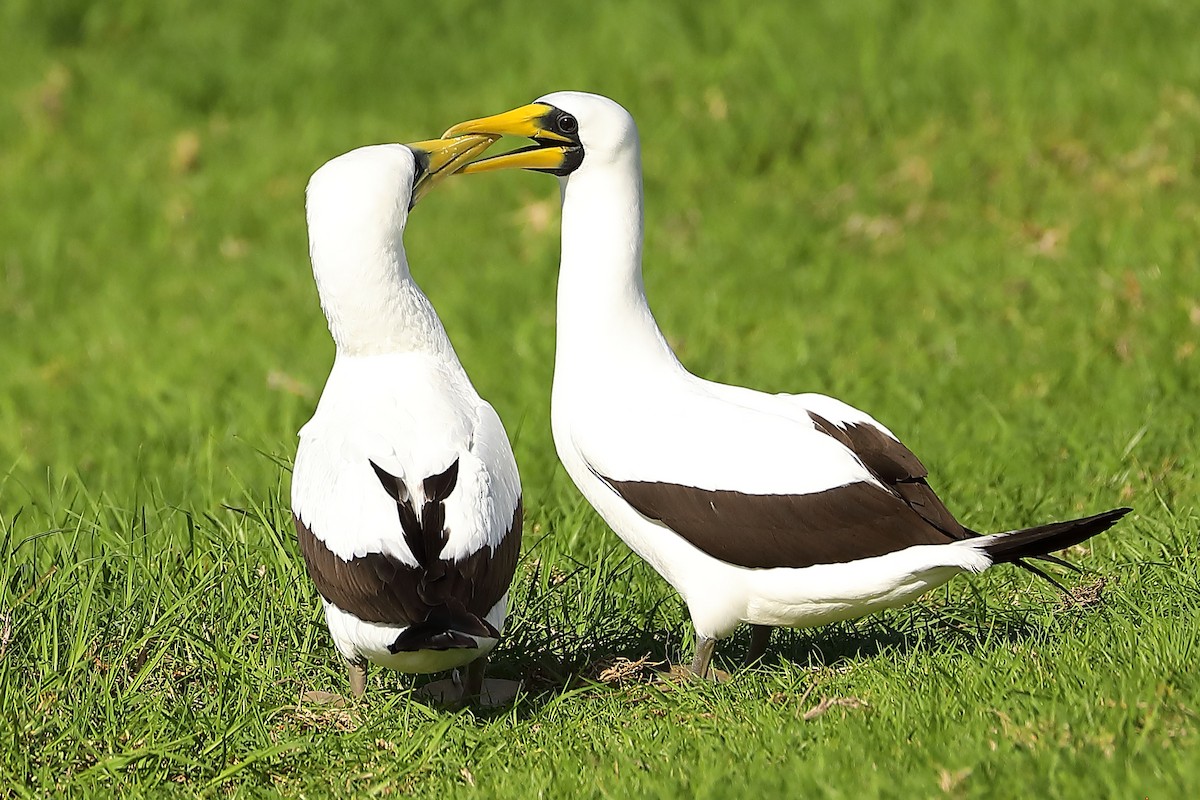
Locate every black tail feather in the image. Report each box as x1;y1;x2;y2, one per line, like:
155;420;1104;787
389;627;478;652
981;507;1132;565
388;603;499;653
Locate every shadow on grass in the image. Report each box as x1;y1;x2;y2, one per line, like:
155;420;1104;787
477;549;685;712
760;608;1043;671
463;547;1086;719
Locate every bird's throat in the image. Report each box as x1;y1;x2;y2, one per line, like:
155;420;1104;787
553;167;681;386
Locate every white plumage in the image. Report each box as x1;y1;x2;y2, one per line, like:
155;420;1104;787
445;92;1128;677
558;369;986;643
292;140;522;697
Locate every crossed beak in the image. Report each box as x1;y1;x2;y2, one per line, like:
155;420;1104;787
405;134;499;206
442;104;580;175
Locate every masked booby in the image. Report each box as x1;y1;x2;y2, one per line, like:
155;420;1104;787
292;136;523;701
443;92;1131;679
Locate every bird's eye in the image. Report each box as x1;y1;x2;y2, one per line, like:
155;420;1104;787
557;114;578;135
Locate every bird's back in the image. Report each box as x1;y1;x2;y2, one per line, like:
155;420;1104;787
293;351;520;572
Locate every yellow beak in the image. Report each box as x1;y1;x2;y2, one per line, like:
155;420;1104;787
442;103;577;175
405;134;499;205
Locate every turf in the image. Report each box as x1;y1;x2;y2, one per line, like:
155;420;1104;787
1;0;1198;796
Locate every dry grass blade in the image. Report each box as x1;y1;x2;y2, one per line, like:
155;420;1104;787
939;767;973;793
1062;577;1109;609
803;696;869;721
587;654;666;686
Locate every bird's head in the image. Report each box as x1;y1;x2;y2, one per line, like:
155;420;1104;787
306;136;496;247
442;91;638;178
303;136;496;354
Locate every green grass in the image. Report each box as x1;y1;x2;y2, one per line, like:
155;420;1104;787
2;0;1198;796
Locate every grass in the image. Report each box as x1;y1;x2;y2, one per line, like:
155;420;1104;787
1;0;1198;795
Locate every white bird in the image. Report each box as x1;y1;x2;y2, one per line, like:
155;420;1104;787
444;92;1130;679
292;137;523;701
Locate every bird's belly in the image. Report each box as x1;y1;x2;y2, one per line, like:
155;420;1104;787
321;599;506;674
744;549;985;628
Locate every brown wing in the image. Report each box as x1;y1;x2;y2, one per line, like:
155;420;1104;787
294;481;521;627
807;412;968;540
602;477;954;569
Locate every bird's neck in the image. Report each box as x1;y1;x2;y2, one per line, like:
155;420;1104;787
313;245;458;362
554;159;681;386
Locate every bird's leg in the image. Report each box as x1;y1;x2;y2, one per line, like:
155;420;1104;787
464;655;488;701
744;625;772;666
690;635;717;680
347;660;367;698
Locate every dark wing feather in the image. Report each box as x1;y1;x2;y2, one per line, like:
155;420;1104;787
596;411;970;570
602;476;953;569
295;515;428;625
807;411;1101;583
808;412;968;540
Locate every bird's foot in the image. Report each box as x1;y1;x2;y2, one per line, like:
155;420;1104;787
658;635;731;683
475;678;522;707
419;660;520;708
417;677;521;708
348;660;367;698
663;664;731;683
416;677;467;706
300;690;348;707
